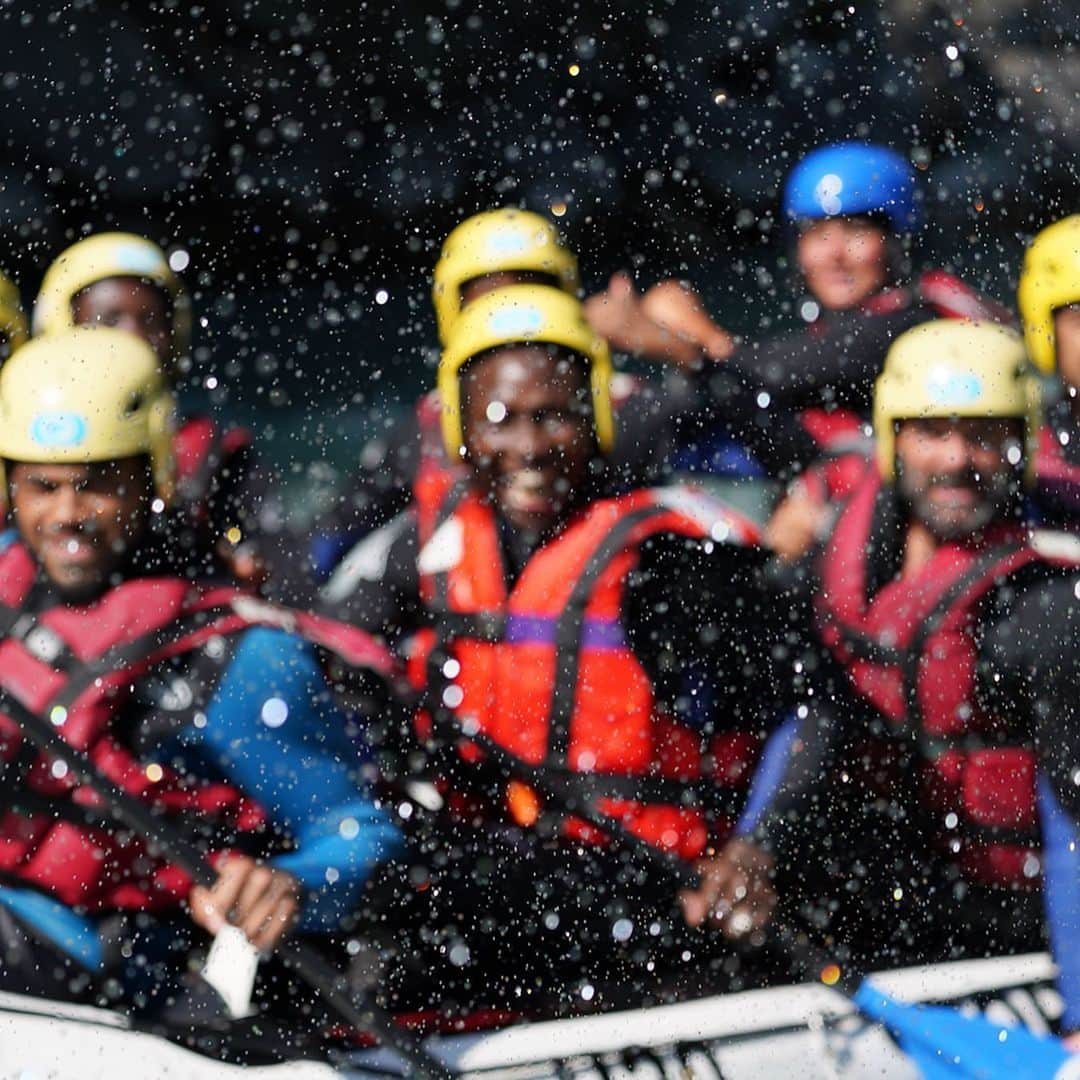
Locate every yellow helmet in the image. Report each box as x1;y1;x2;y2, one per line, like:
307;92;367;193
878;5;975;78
873;319;1040;483
0;270;29;357
438;284;614;458
0;327;176;503
432;208;579;344
1017;215;1080;375
33;232;191;366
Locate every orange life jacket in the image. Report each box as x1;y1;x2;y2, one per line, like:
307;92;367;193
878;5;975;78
406;475;762;860
815;470;1063;888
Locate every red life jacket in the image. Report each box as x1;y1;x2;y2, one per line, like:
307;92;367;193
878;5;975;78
814;471;1059;889
0;542;395;913
407;475;762;860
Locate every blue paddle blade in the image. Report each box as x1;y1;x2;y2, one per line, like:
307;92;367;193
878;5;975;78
854;982;1075;1079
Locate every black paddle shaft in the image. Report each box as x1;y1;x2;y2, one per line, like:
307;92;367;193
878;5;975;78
0;688;455;1080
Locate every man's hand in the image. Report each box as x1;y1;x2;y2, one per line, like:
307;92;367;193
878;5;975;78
189;855;300;952
641;280;734;362
679;838;777;938
584;271;704;368
764;486;830;564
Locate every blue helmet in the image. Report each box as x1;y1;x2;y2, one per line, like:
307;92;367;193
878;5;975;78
783;144;921;234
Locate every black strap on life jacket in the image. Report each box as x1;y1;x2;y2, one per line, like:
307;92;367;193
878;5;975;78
0;604;78;674
545;504;669;764
44;603;238;713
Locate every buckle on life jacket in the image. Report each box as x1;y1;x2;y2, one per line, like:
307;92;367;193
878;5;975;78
507;780;541;827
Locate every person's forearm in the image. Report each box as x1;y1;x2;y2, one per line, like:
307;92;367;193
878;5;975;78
276;798;405;931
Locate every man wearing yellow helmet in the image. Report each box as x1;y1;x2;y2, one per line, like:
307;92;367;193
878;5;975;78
0;328;402;1032
682;320;1080;1031
1018;215;1080;529
33;233;266;585
312;207;732;583
322;285;778;1015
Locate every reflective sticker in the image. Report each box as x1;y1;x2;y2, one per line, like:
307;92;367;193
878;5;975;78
926;367;983;406
30;411;87;448
814;173;844;216
111;240;167;277
488;305;544;337
485;230;535;255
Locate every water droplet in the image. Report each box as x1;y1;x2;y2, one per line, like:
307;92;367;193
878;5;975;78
145;763;164;783
338;817;360;840
49;706;67;727
261;697;288;728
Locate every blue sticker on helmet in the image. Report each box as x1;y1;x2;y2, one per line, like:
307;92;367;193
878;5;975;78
926;369;983;406
488;306;545;337
113;241;165;277
486;231;534;255
30;411;87;448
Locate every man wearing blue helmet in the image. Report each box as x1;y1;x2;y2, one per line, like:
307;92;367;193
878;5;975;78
592;143;1008;483
710;143;978;475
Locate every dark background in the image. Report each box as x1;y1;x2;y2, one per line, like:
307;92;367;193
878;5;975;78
1;0;1077;508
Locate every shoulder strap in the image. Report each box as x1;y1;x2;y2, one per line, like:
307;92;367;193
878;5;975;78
545;503;673;764
45;602;240;713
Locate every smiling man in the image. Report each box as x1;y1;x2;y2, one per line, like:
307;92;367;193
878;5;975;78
0;328;401;1037
33;232;266;585
323;285;776;1014
681;319;1080;1035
